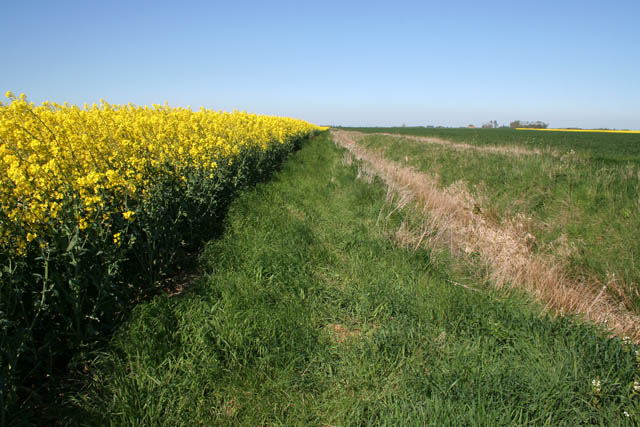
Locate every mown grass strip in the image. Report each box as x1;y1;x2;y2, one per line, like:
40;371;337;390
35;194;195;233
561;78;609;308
56;132;639;425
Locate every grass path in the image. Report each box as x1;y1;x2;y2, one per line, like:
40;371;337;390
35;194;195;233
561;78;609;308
62;132;639;425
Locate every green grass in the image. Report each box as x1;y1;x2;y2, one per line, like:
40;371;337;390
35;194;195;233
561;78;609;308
50;132;639;425
345;127;640;163
353;130;640;312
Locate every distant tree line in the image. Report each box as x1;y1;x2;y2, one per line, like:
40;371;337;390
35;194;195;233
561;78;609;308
509;120;549;129
482;120;499;129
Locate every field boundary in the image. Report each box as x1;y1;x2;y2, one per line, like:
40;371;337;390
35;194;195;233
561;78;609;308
331;129;640;341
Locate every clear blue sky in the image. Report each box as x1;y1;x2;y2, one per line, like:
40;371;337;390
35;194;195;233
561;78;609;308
2;0;639;128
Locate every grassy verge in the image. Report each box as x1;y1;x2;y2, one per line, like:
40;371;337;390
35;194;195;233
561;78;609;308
56;132;639;425
353;131;640;312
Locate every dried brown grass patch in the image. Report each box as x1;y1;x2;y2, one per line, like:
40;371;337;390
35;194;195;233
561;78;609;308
325;323;362;343
221;398;240;417
289;208;305;219
331;129;640;341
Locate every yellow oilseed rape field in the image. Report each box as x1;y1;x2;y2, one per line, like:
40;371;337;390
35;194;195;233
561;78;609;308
0;91;321;257
0;92;324;414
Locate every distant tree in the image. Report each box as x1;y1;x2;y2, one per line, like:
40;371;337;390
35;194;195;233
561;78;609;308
525;121;549;129
510;120;548;129
481;122;493;129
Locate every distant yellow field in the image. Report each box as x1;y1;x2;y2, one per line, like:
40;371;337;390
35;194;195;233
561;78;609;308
516;128;640;134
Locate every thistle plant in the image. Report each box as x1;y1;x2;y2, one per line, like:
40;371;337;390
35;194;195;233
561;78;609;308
591;378;602;408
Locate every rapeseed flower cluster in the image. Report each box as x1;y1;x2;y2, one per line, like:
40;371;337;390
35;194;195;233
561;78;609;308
0;92;322;257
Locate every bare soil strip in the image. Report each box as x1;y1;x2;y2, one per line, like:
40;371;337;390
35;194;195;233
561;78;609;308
332;129;640;341
366;131;557;157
